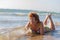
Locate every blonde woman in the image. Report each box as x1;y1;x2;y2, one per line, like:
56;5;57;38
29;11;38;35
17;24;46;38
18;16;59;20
25;12;55;35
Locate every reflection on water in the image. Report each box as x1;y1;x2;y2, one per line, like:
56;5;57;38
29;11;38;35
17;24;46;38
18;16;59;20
0;26;60;40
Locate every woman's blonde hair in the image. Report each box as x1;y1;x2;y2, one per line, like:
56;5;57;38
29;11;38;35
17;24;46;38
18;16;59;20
28;12;40;23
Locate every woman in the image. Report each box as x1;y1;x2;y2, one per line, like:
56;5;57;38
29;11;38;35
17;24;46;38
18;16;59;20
25;12;55;35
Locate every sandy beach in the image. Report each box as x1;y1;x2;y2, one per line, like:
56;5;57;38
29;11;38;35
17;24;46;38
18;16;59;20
0;23;60;40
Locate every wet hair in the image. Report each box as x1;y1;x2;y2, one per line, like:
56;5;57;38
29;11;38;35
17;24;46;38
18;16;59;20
28;12;40;23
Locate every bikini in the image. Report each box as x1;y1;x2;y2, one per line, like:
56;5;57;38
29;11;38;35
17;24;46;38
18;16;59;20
31;25;51;34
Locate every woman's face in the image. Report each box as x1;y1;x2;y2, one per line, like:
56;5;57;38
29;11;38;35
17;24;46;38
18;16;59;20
29;17;37;24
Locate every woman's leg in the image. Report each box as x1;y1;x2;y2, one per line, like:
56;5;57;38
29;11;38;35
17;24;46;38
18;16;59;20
43;15;49;25
48;15;55;30
43;15;55;31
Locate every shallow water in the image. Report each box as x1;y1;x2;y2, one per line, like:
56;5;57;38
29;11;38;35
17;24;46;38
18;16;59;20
17;26;60;40
0;12;60;28
0;26;60;40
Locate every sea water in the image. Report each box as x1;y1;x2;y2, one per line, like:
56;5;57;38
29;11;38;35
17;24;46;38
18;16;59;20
0;12;60;29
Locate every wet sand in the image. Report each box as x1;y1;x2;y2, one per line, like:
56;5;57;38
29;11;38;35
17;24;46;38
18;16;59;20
0;25;60;40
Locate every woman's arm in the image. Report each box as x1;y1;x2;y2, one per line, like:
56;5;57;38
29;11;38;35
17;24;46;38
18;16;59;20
39;22;44;35
25;22;30;30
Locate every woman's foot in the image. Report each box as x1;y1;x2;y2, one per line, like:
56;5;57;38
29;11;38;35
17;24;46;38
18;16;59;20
48;14;52;20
